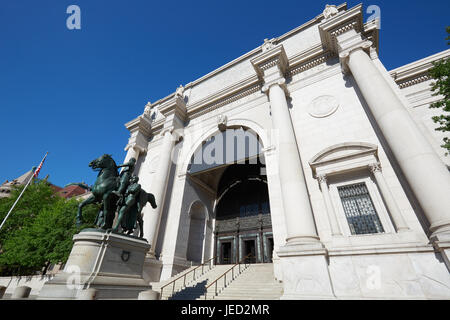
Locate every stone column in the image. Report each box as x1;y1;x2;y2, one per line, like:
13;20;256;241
124;145;141;165
343;46;450;238
251;44;323;250
264;78;320;246
368;163;409;232
123;113;152;170
317;174;342;236
319;7;450;241
144;127;179;256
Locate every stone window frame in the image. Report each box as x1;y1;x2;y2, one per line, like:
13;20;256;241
309;142;398;238
329;176;395;237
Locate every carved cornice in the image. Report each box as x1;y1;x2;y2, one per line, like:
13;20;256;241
390;49;450;89
251;44;289;78
188;78;262;119
363;18;380;56
397;74;432;89
124;115;152;138
126;5;380;127
288;49;334;77
318;4;364;54
159;94;187;123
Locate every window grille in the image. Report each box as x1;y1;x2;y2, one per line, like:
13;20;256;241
338;183;384;235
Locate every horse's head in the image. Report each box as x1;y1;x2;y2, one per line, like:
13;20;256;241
89;154;117;171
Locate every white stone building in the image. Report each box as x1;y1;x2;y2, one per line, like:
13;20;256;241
121;3;450;299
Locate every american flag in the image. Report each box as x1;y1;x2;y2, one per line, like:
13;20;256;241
34;152;48;178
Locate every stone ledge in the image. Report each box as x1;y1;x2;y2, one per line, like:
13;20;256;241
327;243;435;256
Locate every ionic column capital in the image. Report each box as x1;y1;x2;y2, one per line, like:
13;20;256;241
160;126;183;143
124;143;146;154
262;77;287;95
317;174;328;184
160;126;173;136
338;39;373;73
368;162;382;173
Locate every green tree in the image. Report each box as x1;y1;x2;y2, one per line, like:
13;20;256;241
0;181;98;276
0;180;58;246
429;26;450;155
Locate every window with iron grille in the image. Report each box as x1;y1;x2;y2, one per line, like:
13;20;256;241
338;182;384;235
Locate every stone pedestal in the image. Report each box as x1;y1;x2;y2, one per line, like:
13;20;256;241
12;286;31;299
277;244;335;299
431;233;450;271
142;256;163;283
38;229;153;300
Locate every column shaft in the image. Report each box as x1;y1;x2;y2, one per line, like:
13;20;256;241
144;130;175;255
370;164;409;231
124;147;140;166
268;83;319;244
318;176;341;236
347;48;450;237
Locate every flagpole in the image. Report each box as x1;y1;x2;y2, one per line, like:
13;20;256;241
0;152;48;232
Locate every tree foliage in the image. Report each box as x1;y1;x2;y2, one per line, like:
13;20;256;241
0;180;99;276
429;26;450;154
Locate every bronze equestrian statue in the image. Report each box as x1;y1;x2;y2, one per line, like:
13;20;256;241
74;154;157;238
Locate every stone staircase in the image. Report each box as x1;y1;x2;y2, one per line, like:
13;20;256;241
150;263;283;300
151;264;234;300
209;264;283;300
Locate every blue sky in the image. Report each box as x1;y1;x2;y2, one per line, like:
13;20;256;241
0;0;449;187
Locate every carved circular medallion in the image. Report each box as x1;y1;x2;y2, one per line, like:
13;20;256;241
308;95;339;118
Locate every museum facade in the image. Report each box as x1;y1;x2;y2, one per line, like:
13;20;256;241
122;3;450;299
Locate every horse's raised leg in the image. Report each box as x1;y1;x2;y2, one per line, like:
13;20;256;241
76;194;96;227
148;193;157;209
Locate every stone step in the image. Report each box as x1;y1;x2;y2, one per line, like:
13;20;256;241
204;264;283;300
154;263;282;300
152;264;241;300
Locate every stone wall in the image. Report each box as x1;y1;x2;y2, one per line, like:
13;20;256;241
0;275;54;298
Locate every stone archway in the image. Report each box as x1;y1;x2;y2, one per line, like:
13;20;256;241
183;124;277;265
186;201;210;264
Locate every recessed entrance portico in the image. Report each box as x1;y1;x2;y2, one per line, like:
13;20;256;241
186;127;274;265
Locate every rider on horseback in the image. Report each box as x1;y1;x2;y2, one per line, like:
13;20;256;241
112;157;136;201
113;175;141;234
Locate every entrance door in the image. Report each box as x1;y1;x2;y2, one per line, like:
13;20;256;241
244;239;257;263
266;237;274;263
220;242;232;264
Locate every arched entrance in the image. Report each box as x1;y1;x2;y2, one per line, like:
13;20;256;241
215;163;273;264
185;126;273;265
186;201;211;263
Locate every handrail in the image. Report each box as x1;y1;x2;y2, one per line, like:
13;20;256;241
204;253;254;299
160;256;217;299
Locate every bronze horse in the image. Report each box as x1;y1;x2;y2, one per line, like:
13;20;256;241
76;154;120;229
75;154;157;238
